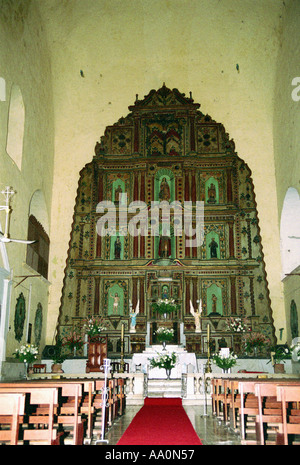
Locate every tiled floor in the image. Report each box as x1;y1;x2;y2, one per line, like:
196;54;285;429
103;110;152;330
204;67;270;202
96;404;242;445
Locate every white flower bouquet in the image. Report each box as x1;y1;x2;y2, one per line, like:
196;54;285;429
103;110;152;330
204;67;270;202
155;327;174;342
226;317;251;333
14;344;39;364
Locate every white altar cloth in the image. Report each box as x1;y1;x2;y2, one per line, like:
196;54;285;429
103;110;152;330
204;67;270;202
132;345;197;378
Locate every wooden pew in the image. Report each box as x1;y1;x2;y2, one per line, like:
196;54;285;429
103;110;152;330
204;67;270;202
0;387;62;445
117;378;126;416
108;378;119;426
276;385;300;445
0;381;85;445
0;393;25;445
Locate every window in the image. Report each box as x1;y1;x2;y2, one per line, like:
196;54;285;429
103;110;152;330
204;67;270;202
26;215;50;280
6;84;25;170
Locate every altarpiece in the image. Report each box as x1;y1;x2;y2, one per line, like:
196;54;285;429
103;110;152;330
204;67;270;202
56;84;276;359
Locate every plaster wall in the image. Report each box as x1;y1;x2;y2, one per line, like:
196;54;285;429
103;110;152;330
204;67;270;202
273;0;300;342
0;0;55;358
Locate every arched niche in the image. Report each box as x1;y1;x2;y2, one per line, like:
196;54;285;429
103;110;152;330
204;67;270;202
110;235;124;260
206;230;220;259
154;168;175;202
205;177;219;204
280;187;300;277
28;189;49;235
6;84;25;170
108;284;124;316
206;283;223;316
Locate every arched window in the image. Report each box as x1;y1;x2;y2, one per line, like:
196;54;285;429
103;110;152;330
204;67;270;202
26;190;50;280
6;84;25;170
280;187;300;278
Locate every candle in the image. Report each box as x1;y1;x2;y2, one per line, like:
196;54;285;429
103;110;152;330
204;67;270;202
121;323;124;341
207;323;210;340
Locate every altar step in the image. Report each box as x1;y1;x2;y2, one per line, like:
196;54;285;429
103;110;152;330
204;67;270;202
147;378;183;398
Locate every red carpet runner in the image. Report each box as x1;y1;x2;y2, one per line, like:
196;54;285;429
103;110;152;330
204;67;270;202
117;397;202;445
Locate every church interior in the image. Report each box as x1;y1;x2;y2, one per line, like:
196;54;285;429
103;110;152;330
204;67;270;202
0;0;300;446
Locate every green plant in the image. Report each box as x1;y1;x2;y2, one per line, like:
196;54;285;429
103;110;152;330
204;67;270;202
52;337;66;364
149;352;177;370
268;345;291;365
212;351;237;370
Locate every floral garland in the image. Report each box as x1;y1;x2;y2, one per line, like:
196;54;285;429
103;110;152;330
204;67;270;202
14;343;38;364
82;316;107;338
155;327;174;342
212;351;238;370
226;317;251;333
152;298;177;315
149;352;177;370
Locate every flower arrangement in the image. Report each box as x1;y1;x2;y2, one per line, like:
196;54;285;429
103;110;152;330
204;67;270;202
61;328;84;352
212;351;238;370
243;331;271;354
269;345;292;365
14;344;39;364
226;317;251;333
82;316;107;338
149;352;177;371
155;327;174;342
152;298;177;315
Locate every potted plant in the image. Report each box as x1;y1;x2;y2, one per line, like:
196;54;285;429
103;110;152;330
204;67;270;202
51;337;66;373
14;343;39;378
268;345;291;373
149;352;177;379
211;350;238;373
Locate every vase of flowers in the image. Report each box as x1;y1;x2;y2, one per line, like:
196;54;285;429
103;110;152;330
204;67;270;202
155;327;174;349
62;328;84;357
226;317;251;333
243;331;270;356
82;316;107;342
149;352;177;379
14;343;39;378
212;351;238;372
152;299;177;317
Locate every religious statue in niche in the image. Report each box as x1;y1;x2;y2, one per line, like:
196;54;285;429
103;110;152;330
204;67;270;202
207;183;216;204
209;237;218;258
114;236;122;259
158;177;171;202
114;185;123;203
110;292;120;314
162;285;169;299
158;228;172;258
